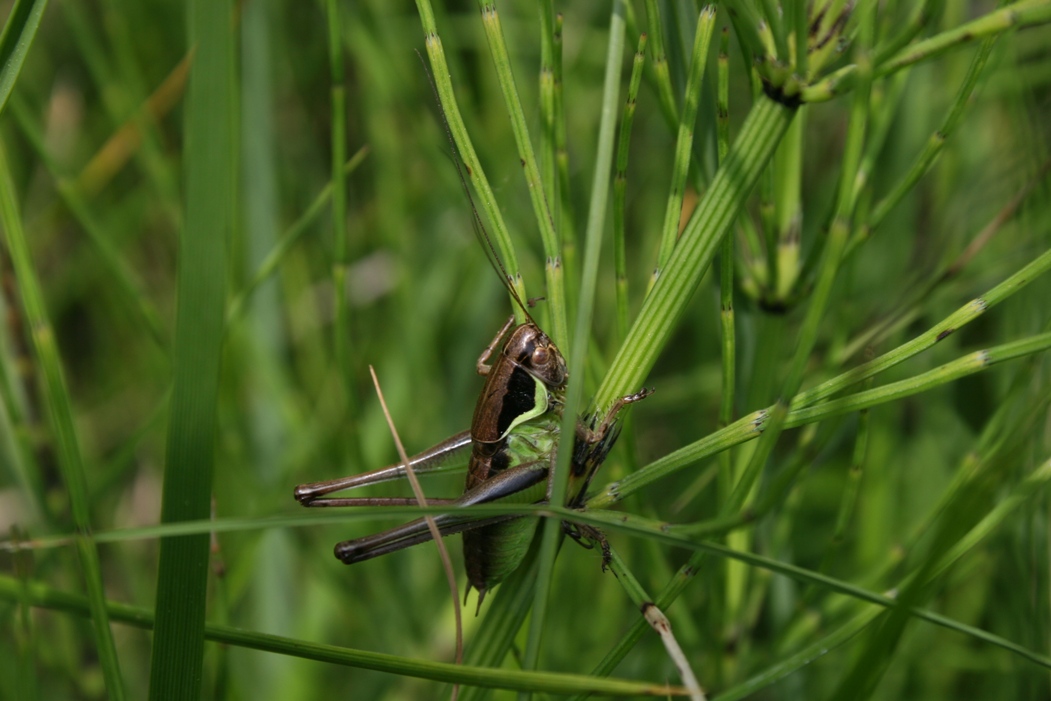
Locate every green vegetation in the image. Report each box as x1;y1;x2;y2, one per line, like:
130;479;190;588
1;1;1050;699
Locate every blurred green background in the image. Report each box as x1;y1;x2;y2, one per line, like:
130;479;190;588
0;1;1050;699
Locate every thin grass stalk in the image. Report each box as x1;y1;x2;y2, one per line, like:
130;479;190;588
8;95;168;352
368;366;463;693
634;331;1051;532
596;249;1051;506
715;26;733;501
843;71;906;239
724;7;876;515
552;13;578;306
416;0;528;315
325;0;361;469
769;110;803;301
72;50;190;197
148;1;232;696
714;606;882;701
722;0;768;63
13;533;35;700
811;364;1051;629
876;0;1051;77
587;410;765;509
642;0;679;128
803;0;1051;101
924;460;1051;584
538;0;556;213
758;148;777;296
835;164;1049;365
757;0;788;60
822;374;871;569
872;0;942;66
643;7;721;199
522;0;627;684
0;575;684;697
652;7;716;281
797;246;1051;406
0;356;46;523
788;0;808;78
58;0;181;223
613;33;647;342
0;0;50;117
606;548;705;701
783;333;1051;427
659;2;689;95
713;29;734;687
89;1;186;199
226;147;368;327
476;0;567;349
858;32;999;248
0;140;125;698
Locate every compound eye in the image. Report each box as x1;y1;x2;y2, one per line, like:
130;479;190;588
532;346;550;366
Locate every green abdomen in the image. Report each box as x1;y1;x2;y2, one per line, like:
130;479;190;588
463;422;558;598
463;516;539;597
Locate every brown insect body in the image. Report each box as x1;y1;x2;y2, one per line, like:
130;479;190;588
462;319;568;602
468;320;567;485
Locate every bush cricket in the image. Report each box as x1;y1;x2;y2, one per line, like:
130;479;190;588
294;73;650;607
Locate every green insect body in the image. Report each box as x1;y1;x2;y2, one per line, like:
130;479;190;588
462;410;562;601
460;319;566;600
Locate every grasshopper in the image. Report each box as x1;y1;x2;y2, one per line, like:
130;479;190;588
295;77;650;606
295;313;650;604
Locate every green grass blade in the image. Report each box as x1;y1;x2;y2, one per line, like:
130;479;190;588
803;0;1051;101
476;0;567;349
325;0;362;472
0;137;125;699
0;575;684;697
524;0;627;683
861;29;999;240
594;329;1051;508
0;0;49;117
641;0;680;128
713;607;882;701
796;246;1051;407
226;147;368;328
613;32;648;342
594;93;797;410
148;1;233;698
8;94;169;352
784;333;1051;428
653;7;716;277
416;0;529;315
724;5;876;514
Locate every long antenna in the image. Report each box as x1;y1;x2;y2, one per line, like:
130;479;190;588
416;50;535;325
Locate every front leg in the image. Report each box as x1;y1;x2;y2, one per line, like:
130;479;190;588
476;315;516;376
565;388;652;507
577;387;653;446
